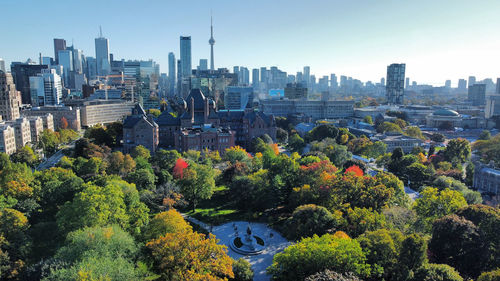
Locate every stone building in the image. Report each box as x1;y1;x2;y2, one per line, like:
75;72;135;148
157;89;276;149
22;106;80;131
0;71;21;121
174;126;235;155
473;162;500;195
123;104;159;153
28;116;44;143
6;117;31;149
0;125;16;155
372;133;423;154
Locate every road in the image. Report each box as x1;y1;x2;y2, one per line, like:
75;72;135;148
36;139;78;170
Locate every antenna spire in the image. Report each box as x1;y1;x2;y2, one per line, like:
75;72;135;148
99;26;103;37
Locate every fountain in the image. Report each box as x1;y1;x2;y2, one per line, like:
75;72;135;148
230;224;266;255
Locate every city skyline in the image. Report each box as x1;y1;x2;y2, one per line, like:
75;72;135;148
1;0;499;86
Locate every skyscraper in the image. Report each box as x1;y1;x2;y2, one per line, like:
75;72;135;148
0;59;5;72
95;28;110;76
445;80;451;88
0;71;21;121
386;63;405;104
180;36;192;78
468;84;486;106
168;52;176;97
58;49;73;86
86;57;97;80
330;74;338;89
496;78;500;95
209;16;215;71
72;48;84;74
29;69;62;106
198;59;208;71
53;38;66;64
405;77;410;89
252;69;259;86
10;62;48;104
303;66;310;85
468;76;476;88
458;79;467;90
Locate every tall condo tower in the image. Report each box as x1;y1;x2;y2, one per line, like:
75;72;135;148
386;63;405;104
180;36;192;78
209;16;215;70
95;26;110;76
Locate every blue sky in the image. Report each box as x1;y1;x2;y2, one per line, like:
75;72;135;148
1;0;499;86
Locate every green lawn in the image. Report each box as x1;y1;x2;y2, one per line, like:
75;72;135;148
184;186;243;225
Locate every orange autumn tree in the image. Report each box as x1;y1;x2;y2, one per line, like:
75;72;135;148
60;116;69;129
147;231;234;281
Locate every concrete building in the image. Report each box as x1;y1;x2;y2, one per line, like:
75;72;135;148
0;58;5;72
485;95;500;118
198;59;208;71
0;71;22;121
468;84;486;106
123;104;159;153
260;99;354;120
425;109;463;129
458;79;467;90
28;116;44;143
29;69;63;106
40;113;54;131
68;100;134;127
372;133;423;153
53;38;66;64
468;76;476;88
168;52;176;97
175;126;235;155
7;117;31;149
284;83;308;100
23;106;80;131
386;63;405;104
224;86;253;110
474;162;500;195
496;78;500;95
0;125;16;155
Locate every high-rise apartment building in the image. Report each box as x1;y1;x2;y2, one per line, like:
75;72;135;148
405;77;410;89
468;84;486;106
330;74;338;90
53;38;66;64
445;80;451;88
458;79;467;90
386;63;405;104
0;71;21;121
168;52;176;97
29;69;63;106
239;67;249;85
496;78;500;95
58;49;73;86
95;30;110;76
303;66;310;85
180;36;192;78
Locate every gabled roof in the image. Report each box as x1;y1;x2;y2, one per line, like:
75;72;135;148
123;115;143;128
156;111;180;126
185;89;206;111
243;111;273;126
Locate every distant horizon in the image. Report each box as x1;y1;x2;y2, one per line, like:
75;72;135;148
1;0;499;87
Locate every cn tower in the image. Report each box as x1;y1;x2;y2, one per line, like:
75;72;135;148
209;16;215;70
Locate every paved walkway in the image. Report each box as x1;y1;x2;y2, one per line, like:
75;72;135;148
182;215;290;281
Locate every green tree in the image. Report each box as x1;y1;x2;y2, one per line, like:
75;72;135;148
306;124;339;142
231;258;253;281
267;234;371;281
276;127;289;144
305;270;362;281
55;225;138;264
411;264;463;281
130;145;151;160
344;207;386;238
10;146;39;167
477;268;500;281
443;138;471;163
363;115;373;125
107;151;136;176
414;187;467;232
431;133;446;143
357;229;404;280
39;129;60;155
285;204;342;240
377;122;403;134
288;133;305;153
178;162;216;211
479;130;491;140
142;209;192;241
405;126;425;140
398;233;428;279
127;168;155;191
84;124;113;146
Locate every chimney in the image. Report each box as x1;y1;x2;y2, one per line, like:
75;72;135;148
204;98;209;123
190;97;195;123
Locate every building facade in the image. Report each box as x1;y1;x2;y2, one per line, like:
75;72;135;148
468;84;486;106
6;117;31;149
180;36;192;78
73;100;134;127
123;104;159;153
174;126;235;155
23;106;80;131
10;63;48;104
474;163;500;195
260;99;354;120
372;133;423;154
284;83;308;100
0;71;22;121
29;69;63;106
386;63;405;104
224;86;253;110
28;116;44;143
0;125;16;155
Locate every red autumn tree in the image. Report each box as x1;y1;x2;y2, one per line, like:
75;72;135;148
60;117;69;129
345;165;363;177
173;158;188;179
